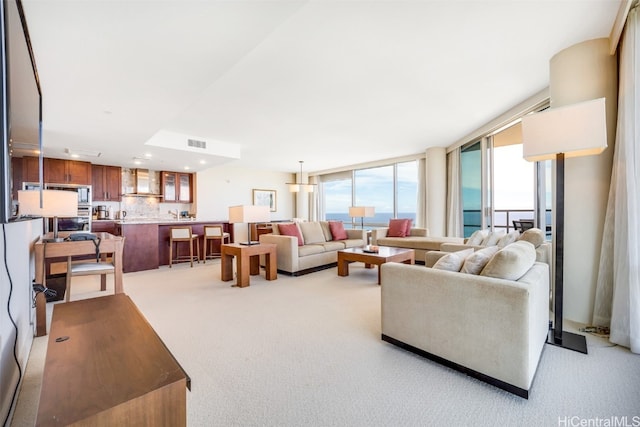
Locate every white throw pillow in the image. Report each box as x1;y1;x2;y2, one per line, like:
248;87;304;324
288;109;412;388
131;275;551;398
299;222;327;244
497;230;520;248
518;228;545;248
467;230;489;246
461;246;500;275
480;240;536;281
481;230;506;246
432;249;474;272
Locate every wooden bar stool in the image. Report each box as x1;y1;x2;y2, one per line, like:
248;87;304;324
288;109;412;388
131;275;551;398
169;226;200;267
203;225;230;262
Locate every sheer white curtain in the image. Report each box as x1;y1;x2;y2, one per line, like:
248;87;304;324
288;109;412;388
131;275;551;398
446;148;462;237
593;7;640;354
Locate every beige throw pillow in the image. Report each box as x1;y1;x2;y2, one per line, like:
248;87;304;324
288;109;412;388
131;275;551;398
497;230;520;248
482;230;506;246
432;248;474;272
299;222;327;244
480;240;536;281
518;228;545;248
467;230;489;246
461;246;500;275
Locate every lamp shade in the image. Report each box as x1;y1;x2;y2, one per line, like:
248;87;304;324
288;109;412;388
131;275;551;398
18;190;78;217
348;206;375;218
522;97;607;162
228;205;271;224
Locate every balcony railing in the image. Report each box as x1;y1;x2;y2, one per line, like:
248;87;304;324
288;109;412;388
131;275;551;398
464;208;552;238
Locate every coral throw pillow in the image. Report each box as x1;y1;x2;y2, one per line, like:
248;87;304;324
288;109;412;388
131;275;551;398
278;223;304;246
388;219;410;237
329;221;348;240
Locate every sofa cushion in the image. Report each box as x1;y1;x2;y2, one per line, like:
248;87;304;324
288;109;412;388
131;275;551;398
467;229;489;246
317;241;346;251
518;228;545;248
278;223;304;246
298;244;326;257
481;230;506;246
299;222;327;244
329;221;348;240
480;240;536;281
497;230;520;248
388;219;410;237
432;248;474;272
461;246;500;275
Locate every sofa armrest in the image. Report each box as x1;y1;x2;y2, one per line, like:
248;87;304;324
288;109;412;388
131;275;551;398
259;234;299;272
371;228;389;244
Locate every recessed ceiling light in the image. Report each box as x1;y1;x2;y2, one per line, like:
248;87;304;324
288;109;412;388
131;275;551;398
199;160;206;165
184;166;191;170
144;153;152;158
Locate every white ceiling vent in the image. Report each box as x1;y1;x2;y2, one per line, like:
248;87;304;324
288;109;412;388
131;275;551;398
187;139;207;149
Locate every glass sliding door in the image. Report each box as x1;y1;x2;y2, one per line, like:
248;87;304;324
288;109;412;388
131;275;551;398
461;140;483;237
354;166;393;228
322;174;352;227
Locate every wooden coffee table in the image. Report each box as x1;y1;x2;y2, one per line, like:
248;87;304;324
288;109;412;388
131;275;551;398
221;243;277;288
337;246;415;284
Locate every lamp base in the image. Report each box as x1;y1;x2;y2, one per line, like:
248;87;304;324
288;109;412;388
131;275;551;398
547;329;588;354
239;241;259;246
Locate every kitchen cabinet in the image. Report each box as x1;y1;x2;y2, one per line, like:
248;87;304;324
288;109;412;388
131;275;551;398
92;164;121;201
162;171;192;203
11;156;39;200
91;220;116;234
45;158;91;185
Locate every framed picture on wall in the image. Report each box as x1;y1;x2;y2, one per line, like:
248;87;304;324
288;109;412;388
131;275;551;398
253;189;277;212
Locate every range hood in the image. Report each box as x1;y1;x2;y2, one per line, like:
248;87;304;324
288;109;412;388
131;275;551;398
124;169;162;196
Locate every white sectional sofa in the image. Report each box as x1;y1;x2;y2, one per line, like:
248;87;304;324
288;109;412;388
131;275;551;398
259;221;366;275
371;227;465;262
380;240;550;398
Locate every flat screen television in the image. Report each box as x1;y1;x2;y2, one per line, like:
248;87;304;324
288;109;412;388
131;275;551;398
0;0;42;223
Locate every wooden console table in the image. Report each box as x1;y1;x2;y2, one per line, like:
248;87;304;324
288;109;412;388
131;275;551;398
36;294;189;426
220;243;277;287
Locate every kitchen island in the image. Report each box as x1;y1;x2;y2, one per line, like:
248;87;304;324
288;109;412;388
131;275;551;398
106;219;234;273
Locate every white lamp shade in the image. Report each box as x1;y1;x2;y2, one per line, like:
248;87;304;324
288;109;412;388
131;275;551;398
228;205;271;224
522;97;607;162
349;206;376;218
18;190;78;217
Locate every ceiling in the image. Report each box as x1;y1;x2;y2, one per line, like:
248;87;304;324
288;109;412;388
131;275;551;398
21;0;622;175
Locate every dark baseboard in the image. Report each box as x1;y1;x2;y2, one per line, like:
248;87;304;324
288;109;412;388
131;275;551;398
381;334;530;399
276;262;338;277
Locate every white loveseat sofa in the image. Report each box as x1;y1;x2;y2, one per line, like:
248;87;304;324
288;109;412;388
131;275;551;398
371;227;465;262
380;240;549;398
259;221;366;275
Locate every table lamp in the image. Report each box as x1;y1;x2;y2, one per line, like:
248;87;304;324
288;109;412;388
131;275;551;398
18;190;78;242
522;97;607;354
349;206;375;229
228;205;271;245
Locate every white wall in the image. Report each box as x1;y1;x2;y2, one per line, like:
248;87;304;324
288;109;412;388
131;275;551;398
195;165;294;242
549;38;617;324
0;219;41;423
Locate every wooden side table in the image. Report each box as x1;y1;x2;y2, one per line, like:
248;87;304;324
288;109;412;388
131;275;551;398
220;243;277;287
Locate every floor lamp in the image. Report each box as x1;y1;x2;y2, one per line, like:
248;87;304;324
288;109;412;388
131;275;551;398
522;97;608;354
228;205;271;245
349;206;375;229
18;189;79;242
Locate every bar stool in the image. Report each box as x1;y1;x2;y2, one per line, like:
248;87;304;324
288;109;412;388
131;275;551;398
203;225;230;262
169;226;200;267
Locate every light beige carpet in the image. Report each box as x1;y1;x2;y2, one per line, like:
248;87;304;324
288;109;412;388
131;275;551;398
11;260;640;427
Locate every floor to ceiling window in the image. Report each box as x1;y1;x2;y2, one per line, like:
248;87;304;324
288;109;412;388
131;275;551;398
321;160;418;229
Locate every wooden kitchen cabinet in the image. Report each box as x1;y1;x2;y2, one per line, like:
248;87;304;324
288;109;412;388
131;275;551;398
11;156;40;200
92;164;121;201
162;171;192;203
44;158;91;185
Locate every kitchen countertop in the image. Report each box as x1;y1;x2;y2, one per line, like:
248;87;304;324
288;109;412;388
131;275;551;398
93;218;229;225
